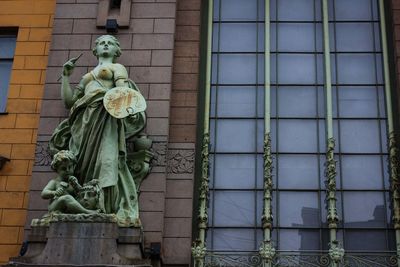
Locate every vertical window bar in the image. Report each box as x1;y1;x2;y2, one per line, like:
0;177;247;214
259;0;276;266
192;1;214;266
378;0;400;264
321;0;345;265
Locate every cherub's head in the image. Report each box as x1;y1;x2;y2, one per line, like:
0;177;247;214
92;35;121;62
77;179;102;210
51;150;76;179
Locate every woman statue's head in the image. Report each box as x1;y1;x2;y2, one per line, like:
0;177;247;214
92;35;122;62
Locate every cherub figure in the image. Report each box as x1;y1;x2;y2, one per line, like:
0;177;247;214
41;150;99;214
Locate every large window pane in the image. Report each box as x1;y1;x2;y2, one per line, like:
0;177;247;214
278;23;315;52
336;54;376;84
214;191;256;226
0;37;16;58
341;155;383;190
211;86;257;118
340;120;380;153
278;54;316;84
218;54;257;84
279;229;320;250
278;86;318;117
279;192;320;227
278;155;319;189
215;119;256;152
334;0;374;21
335;23;374;52
213;154;256;189
278;120;318;153
0;61;13;112
277;0;316;21
216;23;258;52
345;230;388;251
343;192;386;227
212;229;256;251
219;0;258;21
338;86;380;118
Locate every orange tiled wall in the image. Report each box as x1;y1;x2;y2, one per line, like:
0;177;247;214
0;0;55;264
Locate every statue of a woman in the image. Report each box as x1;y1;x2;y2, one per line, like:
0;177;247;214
49;35;146;227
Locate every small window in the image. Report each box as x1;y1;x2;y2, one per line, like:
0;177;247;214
0;28;17;113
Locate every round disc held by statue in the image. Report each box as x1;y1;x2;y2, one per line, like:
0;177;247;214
103;86;147;118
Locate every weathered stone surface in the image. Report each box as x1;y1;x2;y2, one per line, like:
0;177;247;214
9;222;150;266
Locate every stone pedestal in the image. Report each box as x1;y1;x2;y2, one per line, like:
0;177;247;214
8;221;151;267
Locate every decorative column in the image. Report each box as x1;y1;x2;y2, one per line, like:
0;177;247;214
192;0;213;266
378;1;400;266
321;0;344;266
259;1;276;266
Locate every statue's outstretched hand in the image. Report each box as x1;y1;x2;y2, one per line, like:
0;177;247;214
62;53;83;77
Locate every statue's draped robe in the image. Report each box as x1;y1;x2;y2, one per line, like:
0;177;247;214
49;84;145;227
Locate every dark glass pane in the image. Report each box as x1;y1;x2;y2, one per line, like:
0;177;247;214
277;0;316;21
334;0;372;21
219;23;258;52
343;192;386;227
279;192;319;227
335;23;374;52
341;155;383;190
278;54;316;84
212;86;257;117
214;154;256;189
218;54;257;84
278;154;319;189
0;37;16;58
345;230;388;251
339;120;380;153
338;86;380;118
278;120;318;153
214;191;256;226
215;119;256;152
279;229;320;250
0;61;13;112
336;54;376;84
220;0;258;21
278;86;317;117
212;229;256;251
278;23;315;52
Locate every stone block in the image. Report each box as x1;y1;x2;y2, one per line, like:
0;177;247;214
169;107;196;124
173;57;199;73
0;114;17;128
55;4;98;19
145;117;169;135
131;19;154;33
146;100;170;118
164;217;192;237
139;172;166;192
169;124;196;142
171;92;196;110
119;50;152;66
51;34;92;50
15;115;40;129
165;198;192;217
177;10;200;25
154;19;175;33
11;144;36;159
0;129;33;144
162;237;191;265
140;211;164;231
139;192;165;212
177;0;200;11
131;66;172;83
15;42;46;56
1;209;27;226
132;3;176;18
166;179;193;198
0;160;30;176
175;25;200;41
132;34;174;49
0;192;25;208
5;176;31;192
52;19;73;34
151;50;173;66
149;84;171;100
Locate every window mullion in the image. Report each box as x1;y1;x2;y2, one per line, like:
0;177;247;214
322;0;344;265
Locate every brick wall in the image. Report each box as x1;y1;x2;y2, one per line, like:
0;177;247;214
163;0;201;265
0;0;55;264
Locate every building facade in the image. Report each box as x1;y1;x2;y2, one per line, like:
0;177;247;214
1;0;400;266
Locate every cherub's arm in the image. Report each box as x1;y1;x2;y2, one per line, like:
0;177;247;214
41;180;58;199
68;176;82;193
